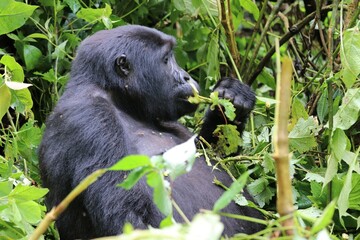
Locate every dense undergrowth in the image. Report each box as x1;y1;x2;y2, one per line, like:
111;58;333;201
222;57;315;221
0;0;359;239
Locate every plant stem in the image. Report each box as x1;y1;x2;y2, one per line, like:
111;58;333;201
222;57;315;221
273;45;294;235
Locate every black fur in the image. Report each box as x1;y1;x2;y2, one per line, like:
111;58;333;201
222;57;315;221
39;25;263;239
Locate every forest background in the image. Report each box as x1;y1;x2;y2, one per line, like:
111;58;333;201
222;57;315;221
0;0;360;239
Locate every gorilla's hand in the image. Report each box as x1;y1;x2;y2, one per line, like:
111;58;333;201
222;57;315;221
214;77;255;125
199;77;256;143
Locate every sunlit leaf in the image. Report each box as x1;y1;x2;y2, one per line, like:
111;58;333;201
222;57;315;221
77;4;112;24
332;88;360;130
340;26;360;88
0;84;11;119
0;55;24;82
240;0;260;20
146;172;171;216
0;0;37;35
289;117;320;153
109;155;150;171
9;185;48;201
17;201;42;224
117;166;152;190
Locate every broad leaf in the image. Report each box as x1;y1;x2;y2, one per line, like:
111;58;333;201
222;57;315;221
109;155;150;171
213;172;249;211
146;172;172;216
0;84;11;119
340;26;360;88
77;4;112;26
0;0;37;35
9;185;48;201
289;117;320;153
240;0;260;20
0;55;24;82
332;88;360;130
23;45;42;70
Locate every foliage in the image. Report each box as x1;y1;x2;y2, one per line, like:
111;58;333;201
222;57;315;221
0;0;360;239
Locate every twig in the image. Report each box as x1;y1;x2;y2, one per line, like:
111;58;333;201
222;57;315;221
240;0;268;74
247;5;334;86
244;0;285;83
219;0;240;75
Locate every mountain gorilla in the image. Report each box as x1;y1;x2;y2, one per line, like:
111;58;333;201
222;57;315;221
39;25;263;239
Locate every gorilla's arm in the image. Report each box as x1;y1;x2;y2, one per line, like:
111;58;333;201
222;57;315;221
199;77;256;143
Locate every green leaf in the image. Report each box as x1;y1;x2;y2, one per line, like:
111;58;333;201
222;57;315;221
0;55;24;82
117;166;152;190
52;40;67;59
213;124;241;156
247;177;275;208
0;0;37;35
9;185;48;201
218;99;236;121
331;128;348;160
332;88;360;130
76;4;112;25
109;155;150;171
146;171;172;216
17;201;42;224
323;153;338;188
310;200;336;234
0;181;13;197
338;150;359;221
348;173;360;211
340;26;360;88
0;84;11;119
292;97;309;122
289;117;319;153
64;0;81;13
240;0;260;20
213;172;249;212
27;33;49;41
10;88;33;112
317;89;328;123
206;31;219;79
23;45;42;71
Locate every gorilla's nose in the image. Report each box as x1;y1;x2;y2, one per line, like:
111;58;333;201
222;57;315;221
180;70;199;90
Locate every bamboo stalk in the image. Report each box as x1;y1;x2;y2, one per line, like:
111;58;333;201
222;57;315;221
273;52;294;234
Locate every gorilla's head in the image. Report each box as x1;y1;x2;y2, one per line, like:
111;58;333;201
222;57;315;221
70;25;199;122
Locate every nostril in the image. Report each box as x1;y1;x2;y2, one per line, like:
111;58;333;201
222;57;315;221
183;75;190;81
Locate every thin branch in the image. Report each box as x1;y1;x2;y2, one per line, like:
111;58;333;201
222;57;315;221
219;0;240;74
247;5;334;86
244;0;285;83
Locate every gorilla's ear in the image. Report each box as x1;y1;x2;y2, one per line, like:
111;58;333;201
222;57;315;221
115;54;130;77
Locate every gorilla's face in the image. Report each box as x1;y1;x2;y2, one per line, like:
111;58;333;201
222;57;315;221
113;26;199;121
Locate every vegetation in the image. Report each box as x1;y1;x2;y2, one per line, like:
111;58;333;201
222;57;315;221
0;0;359;239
